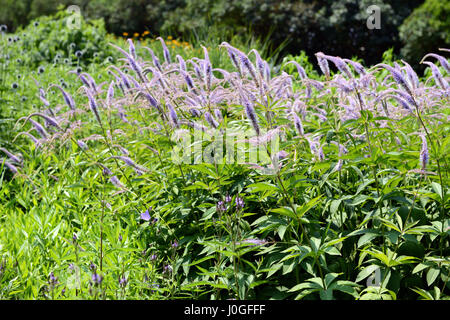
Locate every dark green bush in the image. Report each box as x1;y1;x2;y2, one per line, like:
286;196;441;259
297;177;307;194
0;0;66;31
159;0;424;66
4;10;116;67
399;0;450;67
0;0;426;66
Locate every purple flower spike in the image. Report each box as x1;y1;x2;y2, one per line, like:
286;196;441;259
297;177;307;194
91;272;103;285
163;264;173;274
141;208;152;221
119;276;128;288
238;238;268;246
49;272;58;286
216;201;226;213
420;135;429;170
235;197;244;210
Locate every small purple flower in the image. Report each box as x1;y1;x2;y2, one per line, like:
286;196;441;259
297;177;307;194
315;52;330;78
49;272;58;286
110;175;124;188
163;264;173;274
216;201;226;213
238;238;268;246
77;140;88;150
225;195;232;203
84;87;102;125
242;95;260;136
275;150;288;160
190;108;201;117
171;241;178;248
89;261;96;272
141;207;152;221
91;272;103;285
157;37;171;64
4;161;18;174
420;135;429;170
118;234;123;242
127;38;136;59
205;112;219;129
72;233;78;242
150;283;160;292
119;276;127;288
167;103;179;128
293;113;304;136
423;61;448;90
150;254;157;261
50;84;76;110
28;118;48;139
106;81;115;107
235;197;244;210
334;159;343;172
183;72;195;91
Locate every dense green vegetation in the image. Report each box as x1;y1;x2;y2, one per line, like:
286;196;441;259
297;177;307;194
2;0;450;68
0;11;448;300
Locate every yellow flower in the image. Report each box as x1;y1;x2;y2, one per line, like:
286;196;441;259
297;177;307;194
123;32;129;36
134;32;139;38
167;35;173;40
143;31;150;35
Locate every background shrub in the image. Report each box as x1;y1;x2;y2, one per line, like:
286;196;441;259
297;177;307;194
9;10;116;67
0;0;435;68
399;0;450;68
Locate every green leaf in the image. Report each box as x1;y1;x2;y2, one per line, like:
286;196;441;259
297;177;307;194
426;268;440;286
411;287;434;300
324;273;341;288
413;263;430;274
431;182;443;200
189;256;215;266
271;206;296;220
358;232;380;248
288;282;314;292
319;288;334;300
356;265;379;283
246;182;279;193
329;199;341;215
296;195;323;218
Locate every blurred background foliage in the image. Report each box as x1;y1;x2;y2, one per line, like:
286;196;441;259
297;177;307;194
0;0;449;69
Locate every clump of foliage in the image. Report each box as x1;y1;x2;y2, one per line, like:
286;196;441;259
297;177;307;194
0;16;448;300
0;0;426;67
399;0;450;69
160;0;425;67
4;9;116;67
